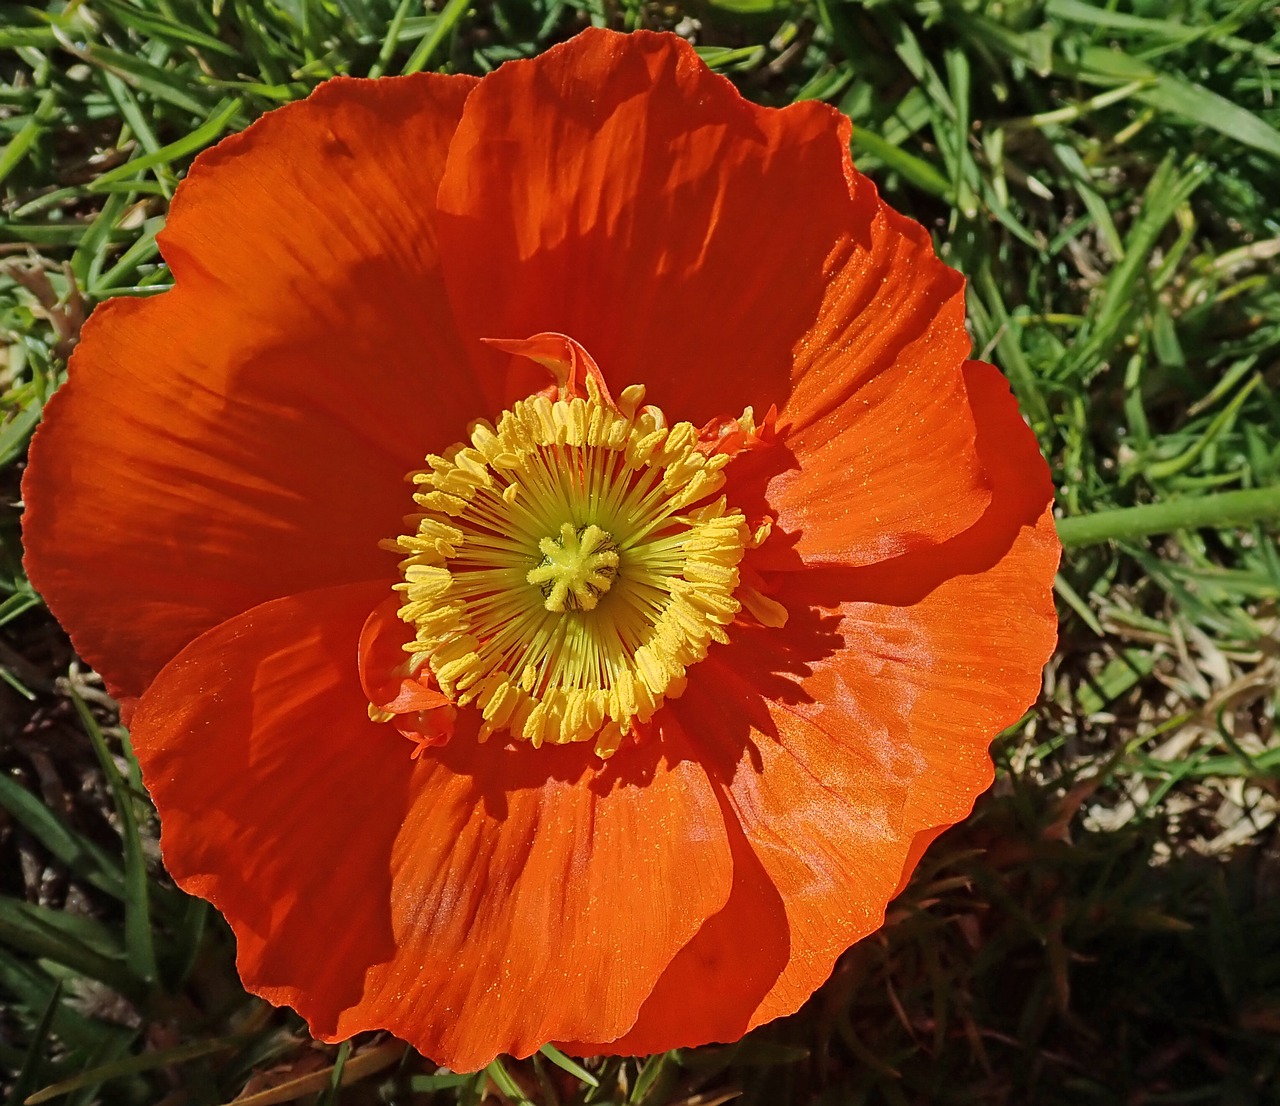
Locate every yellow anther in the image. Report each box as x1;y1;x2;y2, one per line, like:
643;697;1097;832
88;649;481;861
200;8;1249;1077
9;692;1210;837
740;586;789;628
618;383;646;419
387;380;760;758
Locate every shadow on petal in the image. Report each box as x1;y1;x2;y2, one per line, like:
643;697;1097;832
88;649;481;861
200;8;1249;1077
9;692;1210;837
131;582;413;1028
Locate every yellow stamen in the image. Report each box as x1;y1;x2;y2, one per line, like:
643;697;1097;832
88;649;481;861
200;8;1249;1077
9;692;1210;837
387;387;760;757
739;586;789;629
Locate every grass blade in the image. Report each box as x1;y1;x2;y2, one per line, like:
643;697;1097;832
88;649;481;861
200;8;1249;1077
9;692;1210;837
70;689;158;987
24;1035;248;1106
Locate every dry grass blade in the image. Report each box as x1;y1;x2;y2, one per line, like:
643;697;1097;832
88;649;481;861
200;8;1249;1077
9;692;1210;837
215;1040;403;1106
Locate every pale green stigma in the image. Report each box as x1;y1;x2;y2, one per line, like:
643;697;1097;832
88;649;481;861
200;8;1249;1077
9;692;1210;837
527;523;620;613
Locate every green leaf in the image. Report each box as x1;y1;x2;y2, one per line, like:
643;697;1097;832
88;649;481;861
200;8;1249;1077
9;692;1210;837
1057;486;1280;548
0;88;57;186
1136;75;1280;161
401;0;470;75
851;127;950;198
0;897;137;997
485;1058;534;1105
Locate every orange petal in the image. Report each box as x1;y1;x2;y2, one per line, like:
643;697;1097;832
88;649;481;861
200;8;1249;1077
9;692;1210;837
572;361;1058;1052
22;73;478;700
480;331;618;407
740;364;1058;1027
358;596;455;752
561;803;790;1057
436;29;982;565
129;582;412;1029
759;274;989;566
373;730;731;1068
358;597;449;715
435;30;861;425
725;175;987;567
131;584;733;1070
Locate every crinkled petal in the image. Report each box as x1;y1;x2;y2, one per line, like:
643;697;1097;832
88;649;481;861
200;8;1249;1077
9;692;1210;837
758;280;988;567
130;584;733;1070
435;29;986;563
22;73;478;699
572;361;1059;1052
130;582;409;1024
375;728;731;1068
558;803;791;1057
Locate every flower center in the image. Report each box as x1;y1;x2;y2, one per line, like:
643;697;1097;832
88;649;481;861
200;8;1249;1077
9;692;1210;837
528;523;619;612
386;373;755;758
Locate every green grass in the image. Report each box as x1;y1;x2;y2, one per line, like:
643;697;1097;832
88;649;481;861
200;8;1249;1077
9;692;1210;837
2;0;1279;1102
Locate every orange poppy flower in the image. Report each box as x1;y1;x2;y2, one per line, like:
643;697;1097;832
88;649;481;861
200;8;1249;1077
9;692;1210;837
22;29;1059;1070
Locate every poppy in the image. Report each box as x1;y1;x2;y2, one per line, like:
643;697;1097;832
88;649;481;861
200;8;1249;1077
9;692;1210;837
22;28;1059;1070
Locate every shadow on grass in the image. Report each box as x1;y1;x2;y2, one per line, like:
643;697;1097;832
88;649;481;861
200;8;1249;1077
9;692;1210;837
731;773;1280;1105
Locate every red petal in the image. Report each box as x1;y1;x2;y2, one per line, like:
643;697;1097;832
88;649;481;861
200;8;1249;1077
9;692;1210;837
572;361;1059;1051
760;294;989;566
436;28;982;566
22;73;478;700
434;29;856;423
358;597;449;715
481;331;618;408
131;584;733;1070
